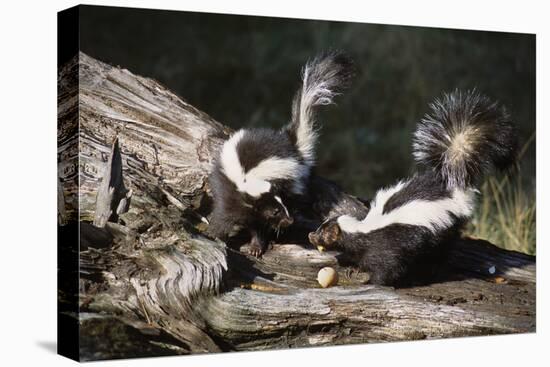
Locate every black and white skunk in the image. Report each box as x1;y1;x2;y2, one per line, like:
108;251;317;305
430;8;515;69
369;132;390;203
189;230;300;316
208;52;354;257
308;90;518;286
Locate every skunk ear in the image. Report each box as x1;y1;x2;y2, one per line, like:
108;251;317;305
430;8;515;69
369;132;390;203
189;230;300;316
322;222;342;246
311;218;341;247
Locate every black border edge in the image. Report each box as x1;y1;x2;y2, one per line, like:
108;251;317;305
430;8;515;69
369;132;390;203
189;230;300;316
57;4;80;362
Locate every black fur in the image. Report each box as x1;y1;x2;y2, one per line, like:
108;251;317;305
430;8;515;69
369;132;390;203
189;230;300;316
208;163;294;256
309;89;518;286
234;128;303;196
208;52;354;257
339;222;459;286
382;174;451;214
236;128;300;171
309;175;467;287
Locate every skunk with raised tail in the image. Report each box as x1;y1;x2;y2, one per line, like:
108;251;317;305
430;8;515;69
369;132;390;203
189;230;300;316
208;52;354;257
308;90;518;286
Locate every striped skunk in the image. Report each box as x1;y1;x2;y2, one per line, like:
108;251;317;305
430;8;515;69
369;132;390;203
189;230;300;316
208;52;354;257
308;90;518;286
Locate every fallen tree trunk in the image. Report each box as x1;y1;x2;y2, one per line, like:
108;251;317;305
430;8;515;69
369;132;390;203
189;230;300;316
58;53;535;361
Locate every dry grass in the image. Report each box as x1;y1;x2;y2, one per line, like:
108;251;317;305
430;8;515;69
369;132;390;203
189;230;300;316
467;135;536;255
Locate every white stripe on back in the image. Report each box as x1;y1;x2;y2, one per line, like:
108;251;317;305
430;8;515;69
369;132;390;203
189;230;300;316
337;181;476;234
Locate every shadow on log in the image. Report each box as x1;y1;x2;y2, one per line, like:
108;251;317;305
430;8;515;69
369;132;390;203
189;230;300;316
57;53;535;361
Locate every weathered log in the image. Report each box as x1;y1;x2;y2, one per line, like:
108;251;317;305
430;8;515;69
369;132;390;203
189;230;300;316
58;52;535;361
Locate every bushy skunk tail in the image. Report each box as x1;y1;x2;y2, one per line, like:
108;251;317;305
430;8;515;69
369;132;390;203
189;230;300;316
285;51;355;166
412;89;518;189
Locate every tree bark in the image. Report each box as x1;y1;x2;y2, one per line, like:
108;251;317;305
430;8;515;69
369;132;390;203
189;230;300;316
58;53;535;361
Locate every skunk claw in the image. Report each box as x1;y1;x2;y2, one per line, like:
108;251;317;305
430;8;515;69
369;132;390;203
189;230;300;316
247;242;265;258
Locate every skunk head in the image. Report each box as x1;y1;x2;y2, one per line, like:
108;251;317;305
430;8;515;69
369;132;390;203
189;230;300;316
247;192;294;231
308;217;342;249
214;129;305;232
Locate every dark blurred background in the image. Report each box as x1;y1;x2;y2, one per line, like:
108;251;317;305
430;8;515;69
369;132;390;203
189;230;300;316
78;5;536;253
